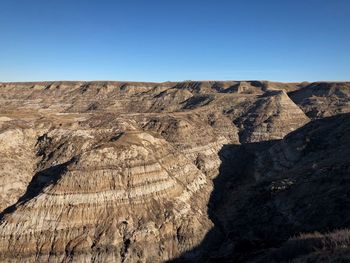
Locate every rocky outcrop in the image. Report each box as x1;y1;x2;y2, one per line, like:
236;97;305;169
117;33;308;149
0;131;212;262
0;127;38;212
289;82;350;118
0;80;349;262
233;90;310;143
177;113;350;262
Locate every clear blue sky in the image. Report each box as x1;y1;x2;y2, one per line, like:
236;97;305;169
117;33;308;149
0;0;349;82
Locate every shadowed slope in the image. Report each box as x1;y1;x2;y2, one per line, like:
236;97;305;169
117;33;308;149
171;113;350;262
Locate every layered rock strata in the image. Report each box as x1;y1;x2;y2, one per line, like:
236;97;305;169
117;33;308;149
0;80;349;262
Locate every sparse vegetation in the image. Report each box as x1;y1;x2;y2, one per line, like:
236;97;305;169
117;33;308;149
269;229;350;261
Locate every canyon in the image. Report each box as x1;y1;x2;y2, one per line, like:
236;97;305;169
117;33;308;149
0;80;349;262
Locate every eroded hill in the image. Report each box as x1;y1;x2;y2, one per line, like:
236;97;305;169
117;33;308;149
0;80;349;262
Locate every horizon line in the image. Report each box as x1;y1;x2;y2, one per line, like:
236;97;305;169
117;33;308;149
1;79;350;84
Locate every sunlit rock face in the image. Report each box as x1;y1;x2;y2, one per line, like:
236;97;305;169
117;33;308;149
0;131;212;262
0;80;349;262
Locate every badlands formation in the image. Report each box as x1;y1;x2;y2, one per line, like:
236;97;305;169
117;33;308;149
0;80;349;262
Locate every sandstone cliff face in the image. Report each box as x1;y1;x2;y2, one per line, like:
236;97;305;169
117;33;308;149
0;81;349;262
0;127;38;211
232;90;309;143
0;131;212;262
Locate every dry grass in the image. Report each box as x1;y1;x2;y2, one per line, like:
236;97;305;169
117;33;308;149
270;229;350;261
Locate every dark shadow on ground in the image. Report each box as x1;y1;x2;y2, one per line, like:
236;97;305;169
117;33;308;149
169;113;350;262
168;140;278;263
0;157;77;221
